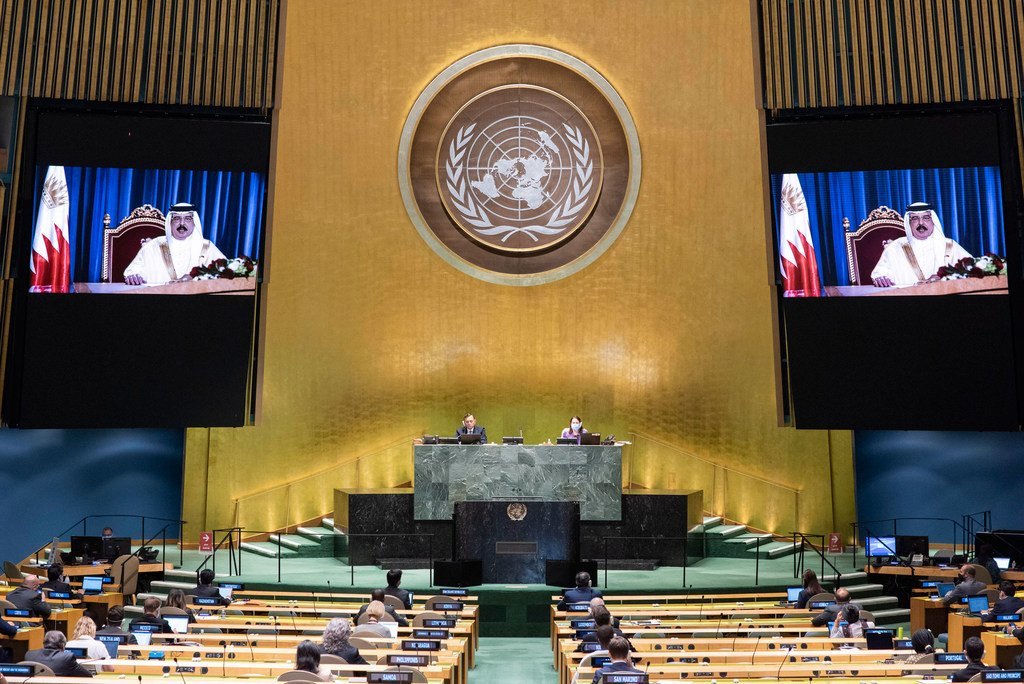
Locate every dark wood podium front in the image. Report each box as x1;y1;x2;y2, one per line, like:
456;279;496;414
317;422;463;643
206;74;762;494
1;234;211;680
453;500;580;584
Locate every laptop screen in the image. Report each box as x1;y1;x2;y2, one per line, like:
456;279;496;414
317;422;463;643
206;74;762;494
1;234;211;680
864;628;895;650
967;595;989;613
994;557;1011;570
217;587;233;600
97;634;124;658
82;576;104;593
787;587;802;602
164;616;189;634
936;583;955;596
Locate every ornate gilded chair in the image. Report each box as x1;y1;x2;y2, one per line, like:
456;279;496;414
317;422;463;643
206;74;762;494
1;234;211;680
101;204;166;283
843;206;906;285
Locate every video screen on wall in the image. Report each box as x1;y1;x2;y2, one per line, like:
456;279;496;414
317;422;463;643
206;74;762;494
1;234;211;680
3;103;272;428
767;104;1023;431
29;165;264;293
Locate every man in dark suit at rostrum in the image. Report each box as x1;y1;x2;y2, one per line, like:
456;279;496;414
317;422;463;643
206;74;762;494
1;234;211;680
558;571;603;610
591;636;643;684
951;636;999;682
455;413;488;444
6;575;52;618
942;564;988;607
24;630;92;677
810;587;860;627
982;581;1024;621
192;569;231;606
384;568;413;610
356;588;409;626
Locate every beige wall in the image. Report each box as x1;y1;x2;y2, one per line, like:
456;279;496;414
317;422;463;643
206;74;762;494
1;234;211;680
182;0;855;540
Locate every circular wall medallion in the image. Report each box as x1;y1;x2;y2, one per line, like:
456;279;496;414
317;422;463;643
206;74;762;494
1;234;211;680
507;502;528;521
400;45;641;286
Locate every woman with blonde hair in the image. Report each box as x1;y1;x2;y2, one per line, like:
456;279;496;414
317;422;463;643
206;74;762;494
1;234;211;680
357;600;393;638
66;616;112;670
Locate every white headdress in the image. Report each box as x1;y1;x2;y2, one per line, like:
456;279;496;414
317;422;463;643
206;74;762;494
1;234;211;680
165;202;205;278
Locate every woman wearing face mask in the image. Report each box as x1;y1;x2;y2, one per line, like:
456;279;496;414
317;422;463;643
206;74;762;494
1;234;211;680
560;416;588;444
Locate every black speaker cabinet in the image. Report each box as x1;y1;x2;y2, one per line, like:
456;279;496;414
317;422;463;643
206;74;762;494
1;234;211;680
434;559;482;587
545;559;598;588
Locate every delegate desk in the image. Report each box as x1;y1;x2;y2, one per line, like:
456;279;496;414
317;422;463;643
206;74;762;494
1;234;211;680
0;626;43;661
413;443;623;520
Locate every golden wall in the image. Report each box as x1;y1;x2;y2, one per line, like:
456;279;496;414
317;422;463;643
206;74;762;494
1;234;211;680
182;0;856;540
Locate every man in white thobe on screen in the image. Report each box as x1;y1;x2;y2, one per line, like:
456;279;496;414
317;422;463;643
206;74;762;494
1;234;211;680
123;202;226;285
870;201;972;287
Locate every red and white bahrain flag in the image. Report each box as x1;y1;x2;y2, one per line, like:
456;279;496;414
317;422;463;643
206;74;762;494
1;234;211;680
30;165;71;293
778;173;821;297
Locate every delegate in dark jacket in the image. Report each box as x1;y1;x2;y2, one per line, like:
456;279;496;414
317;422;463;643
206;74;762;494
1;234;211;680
6;587;52;618
23;648;93;677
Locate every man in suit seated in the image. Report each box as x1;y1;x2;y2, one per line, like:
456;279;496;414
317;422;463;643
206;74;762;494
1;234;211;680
6;575;52;619
577;606;632;651
96;606;137;645
984;581;1024;621
951;636;999;682
455;414;487;444
591;636;643;684
383;568;412;610
128;597;172;635
811;587;860;627
24;630;92;677
558;572;602;610
42;565;79;599
192;569;231;606
589;598;620;628
355;589;408;626
942;564;987;607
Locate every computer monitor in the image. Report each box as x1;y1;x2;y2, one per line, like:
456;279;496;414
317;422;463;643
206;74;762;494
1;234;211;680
967;595;989;614
786;587;802;603
81;575;104;594
896;535;929;557
936;583;955;597
995;557;1011;570
130;630;153;646
164;615;189;634
97;634;124;658
865;536;897;557
457;433;481;444
580;433;601;446
102;537;132;560
65;646;88;658
864;628;895;650
70;535;103;560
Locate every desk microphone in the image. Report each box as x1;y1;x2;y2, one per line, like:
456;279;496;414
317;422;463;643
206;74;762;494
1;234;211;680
221;642;227;677
326;579;334;603
172;658;188;684
776;646;794;679
244;630;255;662
749;633;761;664
272;616;279;648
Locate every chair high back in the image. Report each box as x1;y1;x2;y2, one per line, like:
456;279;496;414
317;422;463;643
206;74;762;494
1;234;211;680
276;670;323;682
109;554;140;596
159;607;188;616
357;611;396;625
102;204;166;283
806;592;837;605
3;560;24;582
843;206;906;285
382;595;406;611
0;599;16;610
412;611;445;627
346;636;375;650
968;564;993;585
318;653;344;664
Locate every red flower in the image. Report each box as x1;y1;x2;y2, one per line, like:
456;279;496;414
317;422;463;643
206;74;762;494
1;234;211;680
969;267;985;278
221;269;235;279
189;266;202;277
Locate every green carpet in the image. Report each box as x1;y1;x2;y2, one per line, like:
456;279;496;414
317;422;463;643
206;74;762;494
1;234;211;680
474;637;555;683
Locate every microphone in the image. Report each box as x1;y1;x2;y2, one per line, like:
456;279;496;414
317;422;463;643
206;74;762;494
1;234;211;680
244;630;255;662
326;579;334;603
714;611;724;638
749;633;761;664
272;616;279;648
172;657;188;684
222;642;227;677
290;609;298;633
776;646;794;679
312;590;318;618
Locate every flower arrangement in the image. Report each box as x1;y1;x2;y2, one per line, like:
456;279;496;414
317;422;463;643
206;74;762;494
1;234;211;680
935;254;1007;280
188;256;257;281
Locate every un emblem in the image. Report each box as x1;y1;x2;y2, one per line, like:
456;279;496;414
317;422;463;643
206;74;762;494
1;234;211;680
400;45;641;285
439;87;602;252
507;502;528;521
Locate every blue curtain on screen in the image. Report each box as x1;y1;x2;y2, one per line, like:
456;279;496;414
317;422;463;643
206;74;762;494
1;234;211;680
34;167;266;283
770;168;1005;287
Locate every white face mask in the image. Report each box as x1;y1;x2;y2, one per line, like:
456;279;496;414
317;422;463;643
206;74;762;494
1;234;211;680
571;422;581;430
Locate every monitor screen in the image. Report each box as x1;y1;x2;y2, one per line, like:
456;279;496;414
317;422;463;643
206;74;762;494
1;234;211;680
164;615;189;635
936;583;955;596
97;634;124;658
102;537;131;560
130;630;153;646
994;557;1011;570
217;587;233;600
70;535;103;558
864;628;895;650
82;576;104;593
786;587;802;602
967;595;989;613
865;536;897;557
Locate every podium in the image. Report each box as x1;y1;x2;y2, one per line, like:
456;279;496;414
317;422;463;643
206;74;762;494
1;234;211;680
453;500;580;584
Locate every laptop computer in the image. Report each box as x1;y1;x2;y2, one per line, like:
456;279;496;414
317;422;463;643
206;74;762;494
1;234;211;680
218;586;233;600
966;594;989;616
164;615;189;634
864;628;895;650
580;433;601;446
786;587;802;603
457;433;482;444
935;582;955;597
65;646;89;659
994;557;1012;570
97;634;125;658
130;626;158;646
82;575;104;595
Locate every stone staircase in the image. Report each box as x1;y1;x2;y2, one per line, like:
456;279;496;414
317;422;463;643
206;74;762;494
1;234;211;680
239;517;345;560
691;516;801;560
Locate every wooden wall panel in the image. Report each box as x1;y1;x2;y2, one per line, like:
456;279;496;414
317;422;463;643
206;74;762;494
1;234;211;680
0;0;279;108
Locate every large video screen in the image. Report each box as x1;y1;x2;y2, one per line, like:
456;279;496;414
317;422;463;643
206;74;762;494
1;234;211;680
767;104;1023;431
29;165;264;293
2;103;271;428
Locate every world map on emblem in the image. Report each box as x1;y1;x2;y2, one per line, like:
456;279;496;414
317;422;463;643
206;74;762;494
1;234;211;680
437;86;604;252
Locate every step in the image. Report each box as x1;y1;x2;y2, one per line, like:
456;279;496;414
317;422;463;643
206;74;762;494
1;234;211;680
871;607;911;625
321;518;336;531
845;583;884;597
746;541;801;559
858;595;899;609
590;559;661;572
824;571;867;584
164;569;200;582
151;580;196;591
268;534;322;551
689;516;724;534
722;533;774;547
239;541;300;559
705;524;748;539
296;526;343;541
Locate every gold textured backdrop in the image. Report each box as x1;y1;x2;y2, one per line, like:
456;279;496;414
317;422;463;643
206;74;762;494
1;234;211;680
182;0;855;540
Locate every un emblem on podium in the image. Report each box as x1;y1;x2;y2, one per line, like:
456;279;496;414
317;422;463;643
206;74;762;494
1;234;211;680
507;502;528;521
400;45;641;286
